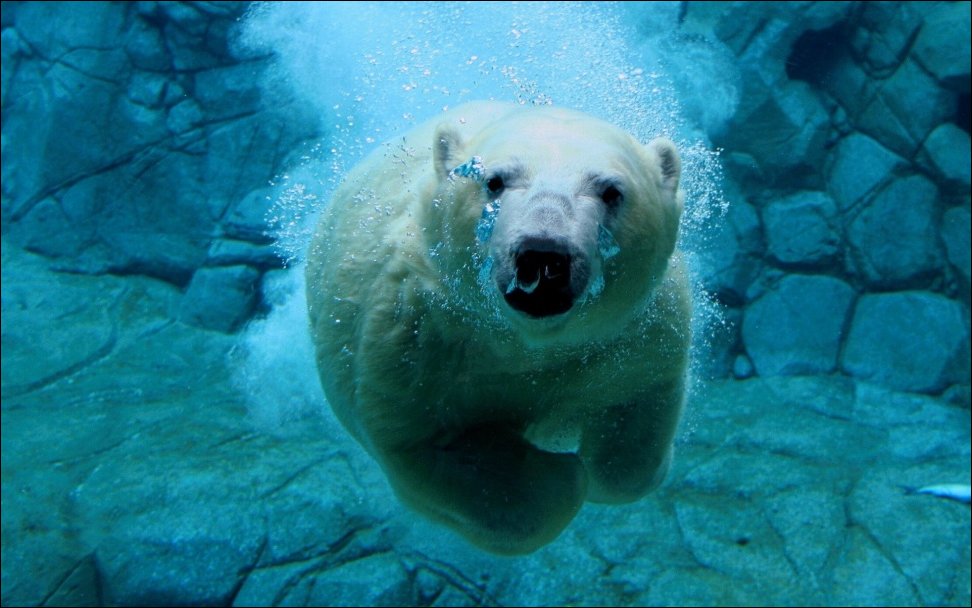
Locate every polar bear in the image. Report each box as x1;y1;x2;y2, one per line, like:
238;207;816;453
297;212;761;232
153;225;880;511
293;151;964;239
306;102;690;555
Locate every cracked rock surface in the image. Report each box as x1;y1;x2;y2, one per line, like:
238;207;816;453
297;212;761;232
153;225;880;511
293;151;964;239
1;1;319;331
2;241;969;607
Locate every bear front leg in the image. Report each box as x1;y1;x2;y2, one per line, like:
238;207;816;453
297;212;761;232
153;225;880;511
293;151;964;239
580;380;685;504
381;422;588;555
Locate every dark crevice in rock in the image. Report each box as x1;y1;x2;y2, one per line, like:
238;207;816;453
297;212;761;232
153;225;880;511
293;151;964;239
403;552;502;606
207;431;261;450
672;506;723;577
259;454;334;499
178;107;262;136
249;523;381;577
38;554;94;607
329;449;375;493
129;147;179;183
13;137;173;222
53;54;128;86
44;433;132;468
735;16;770;58
324;524;381;559
676;1;688;26
15;35;126;86
855;517;924;604
226;534;269;607
761;509;802;585
955;93;970;135
260;528;389;606
103;257;198;288
3;313;119;400
786;22;850;86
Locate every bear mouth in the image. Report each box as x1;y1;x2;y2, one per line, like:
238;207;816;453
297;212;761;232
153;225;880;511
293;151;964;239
503;249;576;318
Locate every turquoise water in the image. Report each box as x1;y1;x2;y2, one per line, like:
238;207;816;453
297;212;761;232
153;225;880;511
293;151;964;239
1;2;969;606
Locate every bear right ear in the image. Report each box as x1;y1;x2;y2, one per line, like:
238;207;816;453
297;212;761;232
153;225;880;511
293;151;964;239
433;124;465;181
646;138;681;199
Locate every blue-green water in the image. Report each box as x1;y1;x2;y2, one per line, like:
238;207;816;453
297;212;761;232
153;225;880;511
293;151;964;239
1;1;969;606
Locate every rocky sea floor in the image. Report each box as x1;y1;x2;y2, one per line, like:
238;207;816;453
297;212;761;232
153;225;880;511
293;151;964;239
2;241;969;607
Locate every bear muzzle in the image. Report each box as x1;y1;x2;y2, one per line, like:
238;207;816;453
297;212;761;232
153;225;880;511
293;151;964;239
502;237;586;318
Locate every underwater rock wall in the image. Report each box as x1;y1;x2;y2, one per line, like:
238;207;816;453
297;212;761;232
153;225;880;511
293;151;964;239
4;241;968;606
1;1;969;398
680;1;970;402
0;1;320;332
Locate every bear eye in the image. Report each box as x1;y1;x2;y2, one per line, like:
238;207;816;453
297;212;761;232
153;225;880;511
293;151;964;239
600;185;623;208
485;175;505;195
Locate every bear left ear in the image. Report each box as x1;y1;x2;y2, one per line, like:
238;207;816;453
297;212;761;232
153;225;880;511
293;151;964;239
646;138;681;199
433;124;465;182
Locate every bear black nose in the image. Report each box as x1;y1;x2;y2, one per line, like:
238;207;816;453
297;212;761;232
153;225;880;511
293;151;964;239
505;249;574;318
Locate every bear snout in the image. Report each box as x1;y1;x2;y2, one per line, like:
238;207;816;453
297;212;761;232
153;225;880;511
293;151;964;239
516;250;570;293
502;237;585;318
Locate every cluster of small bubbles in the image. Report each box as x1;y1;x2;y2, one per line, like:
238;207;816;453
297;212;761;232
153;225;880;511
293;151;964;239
674;141;730;430
475;200;501;243
265;178;325;267
587;275;606;299
676;141;730;241
476;256;494;291
228;266;332;433
597;225;622;260
500;65;555;107
675;247;734;442
449;156;485;182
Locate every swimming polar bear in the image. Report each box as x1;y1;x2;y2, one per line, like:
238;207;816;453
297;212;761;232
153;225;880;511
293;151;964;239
306;102;690;554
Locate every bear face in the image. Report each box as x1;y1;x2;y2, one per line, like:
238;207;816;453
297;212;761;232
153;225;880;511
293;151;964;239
306;102;691;555
430;107;683;341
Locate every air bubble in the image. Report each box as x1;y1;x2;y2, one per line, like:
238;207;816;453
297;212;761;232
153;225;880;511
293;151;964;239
477;256;494;290
450;156;485;182
475;200;501;243
597;225;621;260
588;275;605;298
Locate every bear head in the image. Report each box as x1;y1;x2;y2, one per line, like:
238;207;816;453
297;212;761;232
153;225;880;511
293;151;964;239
429;106;683;341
